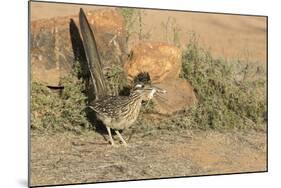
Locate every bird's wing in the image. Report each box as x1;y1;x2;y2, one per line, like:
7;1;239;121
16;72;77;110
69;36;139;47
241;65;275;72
79;8;108;100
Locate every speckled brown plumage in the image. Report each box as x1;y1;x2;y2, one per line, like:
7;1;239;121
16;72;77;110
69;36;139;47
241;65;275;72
89;84;166;146
90;90;144;130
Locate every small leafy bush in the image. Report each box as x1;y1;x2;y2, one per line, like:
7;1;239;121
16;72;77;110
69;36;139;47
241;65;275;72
31;64;90;132
178;35;266;130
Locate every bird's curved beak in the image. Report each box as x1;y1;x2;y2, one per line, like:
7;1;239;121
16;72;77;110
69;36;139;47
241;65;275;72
150;85;167;102
153;85;167;94
147;85;166;100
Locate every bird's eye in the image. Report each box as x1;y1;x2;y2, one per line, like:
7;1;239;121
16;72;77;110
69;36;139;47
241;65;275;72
135;84;144;88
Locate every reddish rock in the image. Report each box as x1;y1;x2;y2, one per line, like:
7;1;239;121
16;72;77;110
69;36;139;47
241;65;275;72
31;8;127;86
153;79;198;115
124;42;182;83
85;9;128;68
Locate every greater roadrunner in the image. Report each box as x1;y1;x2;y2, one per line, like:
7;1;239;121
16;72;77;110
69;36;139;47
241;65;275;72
89;83;166;146
79;8;166;146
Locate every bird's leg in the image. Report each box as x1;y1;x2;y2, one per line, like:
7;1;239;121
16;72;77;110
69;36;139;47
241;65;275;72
145;100;151;109
115;130;128;146
106;127;115;146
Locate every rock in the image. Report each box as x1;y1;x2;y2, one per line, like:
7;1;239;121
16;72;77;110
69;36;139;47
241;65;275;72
31;8;127;86
123;42;182;83
153;79;198;115
85;9;128;68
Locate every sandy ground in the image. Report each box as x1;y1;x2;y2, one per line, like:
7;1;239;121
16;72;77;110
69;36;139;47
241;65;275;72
30;2;267;64
30;129;266;186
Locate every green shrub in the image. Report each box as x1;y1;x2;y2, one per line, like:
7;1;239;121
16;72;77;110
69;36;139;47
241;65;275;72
179;35;266;130
105;64;128;96
31;64;90;132
120;8;136;42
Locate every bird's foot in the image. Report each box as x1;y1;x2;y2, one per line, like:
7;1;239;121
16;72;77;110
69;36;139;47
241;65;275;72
122;142;128;147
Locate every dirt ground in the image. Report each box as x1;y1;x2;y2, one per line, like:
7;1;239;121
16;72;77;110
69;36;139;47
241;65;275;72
30;128;267;186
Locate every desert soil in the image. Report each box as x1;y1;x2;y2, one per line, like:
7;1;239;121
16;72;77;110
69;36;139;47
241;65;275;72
30;129;267;186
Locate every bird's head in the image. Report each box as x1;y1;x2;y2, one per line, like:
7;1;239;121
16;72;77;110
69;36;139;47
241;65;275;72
132;82;166;101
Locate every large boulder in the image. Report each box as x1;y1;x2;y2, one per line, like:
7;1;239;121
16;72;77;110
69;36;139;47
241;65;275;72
123;42;182;83
85;9;128;68
31;8;127;86
153;79;198;115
